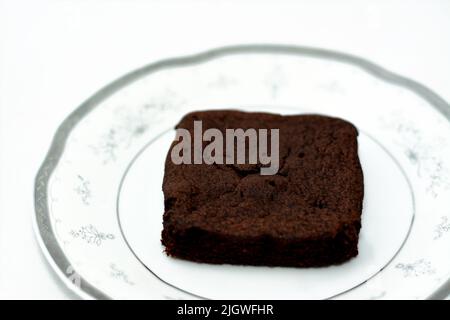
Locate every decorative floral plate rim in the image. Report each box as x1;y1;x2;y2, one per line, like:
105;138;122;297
33;44;450;300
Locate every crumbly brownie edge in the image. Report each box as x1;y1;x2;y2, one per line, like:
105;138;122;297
161;220;360;267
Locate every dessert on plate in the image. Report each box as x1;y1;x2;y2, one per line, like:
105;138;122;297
161;110;364;267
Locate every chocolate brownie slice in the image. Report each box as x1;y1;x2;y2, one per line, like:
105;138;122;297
161;110;364;267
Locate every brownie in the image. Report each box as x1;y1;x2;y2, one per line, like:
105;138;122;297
161;110;364;267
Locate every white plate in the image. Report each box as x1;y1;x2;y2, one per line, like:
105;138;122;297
34;45;450;299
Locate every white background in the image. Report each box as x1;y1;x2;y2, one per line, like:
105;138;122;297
0;0;449;299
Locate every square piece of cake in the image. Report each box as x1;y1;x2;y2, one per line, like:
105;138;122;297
161;110;364;267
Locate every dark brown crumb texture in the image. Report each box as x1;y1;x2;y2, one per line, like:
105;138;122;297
161;110;364;267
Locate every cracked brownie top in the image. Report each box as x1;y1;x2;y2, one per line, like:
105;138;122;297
162;110;364;240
